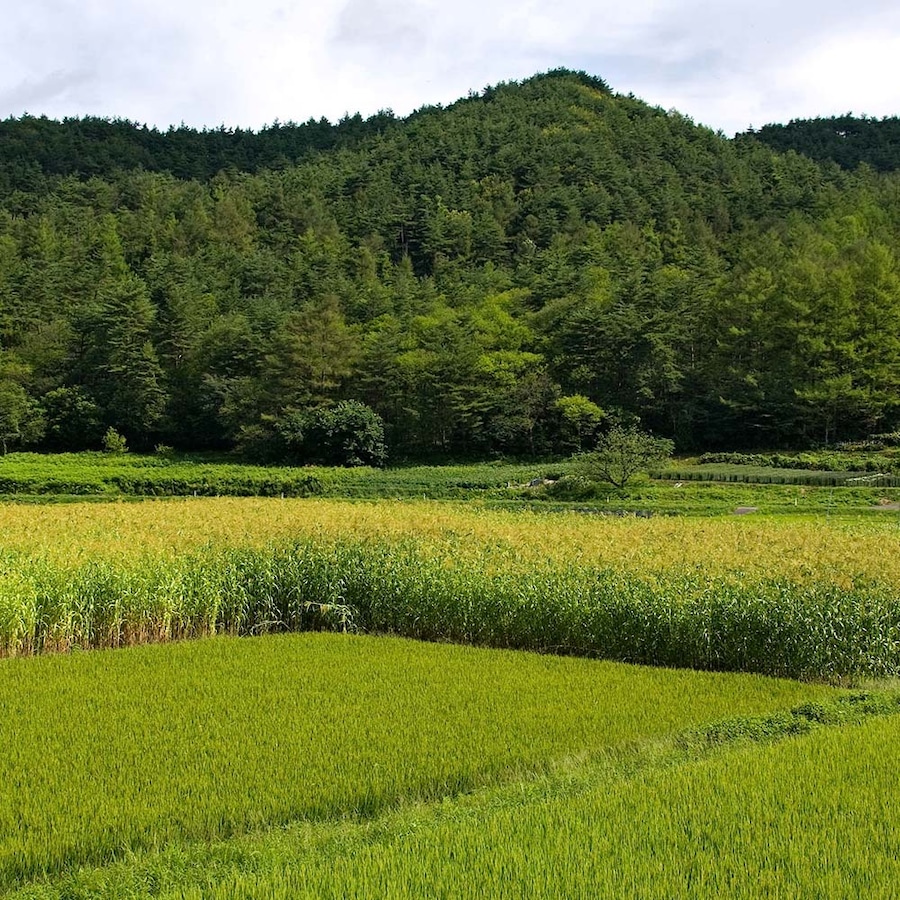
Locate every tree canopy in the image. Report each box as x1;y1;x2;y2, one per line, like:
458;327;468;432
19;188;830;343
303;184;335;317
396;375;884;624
742;115;900;173
2;70;900;459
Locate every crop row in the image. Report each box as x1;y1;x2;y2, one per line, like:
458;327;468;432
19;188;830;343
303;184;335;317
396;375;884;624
655;467;900;486
2;539;899;678
697;450;900;471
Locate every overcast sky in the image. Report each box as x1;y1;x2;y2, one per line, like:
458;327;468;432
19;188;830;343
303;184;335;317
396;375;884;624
2;0;900;136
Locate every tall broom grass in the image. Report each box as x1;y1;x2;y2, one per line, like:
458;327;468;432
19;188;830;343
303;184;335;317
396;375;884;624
3;540;899;678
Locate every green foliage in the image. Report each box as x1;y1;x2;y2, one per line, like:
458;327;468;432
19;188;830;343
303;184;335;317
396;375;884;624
41;386;103;450
658;467;900;487
554;394;604;451
101;426;128;453
578;426;674;488
2;451;900;511
3;71;900;454
0;110;399;189
88;273;166;444
302;401;387;467
260;402;389;467
179;712;900;899
0;452;560;499
0;378;34;454
837;432;900;451
0;354;43;453
698;450;900;473
744;115;900;172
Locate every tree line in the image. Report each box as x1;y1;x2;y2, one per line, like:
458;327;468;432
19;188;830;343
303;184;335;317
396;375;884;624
2;70;900;461
743;115;900;173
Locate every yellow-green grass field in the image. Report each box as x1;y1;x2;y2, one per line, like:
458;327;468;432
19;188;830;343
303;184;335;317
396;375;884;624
169;711;900;900
2;496;900;583
0;633;834;894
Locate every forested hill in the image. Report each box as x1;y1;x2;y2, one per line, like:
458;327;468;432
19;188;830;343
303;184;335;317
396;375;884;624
1;69;900;459
743;115;900;173
0;110;399;190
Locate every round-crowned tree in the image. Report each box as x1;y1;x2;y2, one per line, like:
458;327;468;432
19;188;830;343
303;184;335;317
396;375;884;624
278;401;387;467
578;425;673;488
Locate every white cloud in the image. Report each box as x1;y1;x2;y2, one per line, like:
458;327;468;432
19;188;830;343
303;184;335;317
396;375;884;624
782;30;900;120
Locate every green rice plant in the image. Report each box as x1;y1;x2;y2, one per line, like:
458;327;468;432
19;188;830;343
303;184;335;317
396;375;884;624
0;633;828;890
177;713;900;899
22;692;900;900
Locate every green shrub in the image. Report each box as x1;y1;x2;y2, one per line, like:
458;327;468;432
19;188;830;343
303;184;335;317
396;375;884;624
278;401;387;468
102;427;128;453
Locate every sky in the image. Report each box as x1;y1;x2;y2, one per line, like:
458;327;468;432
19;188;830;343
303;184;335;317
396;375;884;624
2;0;900;136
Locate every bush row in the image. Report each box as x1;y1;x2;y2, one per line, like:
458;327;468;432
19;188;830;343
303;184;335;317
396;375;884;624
697;452;900;472
0;453;562;498
110;474;324;498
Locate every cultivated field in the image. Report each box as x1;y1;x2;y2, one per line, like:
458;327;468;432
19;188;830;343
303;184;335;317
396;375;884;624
177;711;900;900
0;634;832;892
3;487;900;896
0;452;559;500
2;498;900;677
2;450;900;514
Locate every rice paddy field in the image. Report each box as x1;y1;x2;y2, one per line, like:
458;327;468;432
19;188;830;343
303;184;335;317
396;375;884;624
0;634;834;893
173;709;900;900
0;633;897;898
3;486;900;896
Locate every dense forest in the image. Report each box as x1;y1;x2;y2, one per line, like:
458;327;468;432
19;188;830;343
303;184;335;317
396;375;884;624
744;115;900;173
1;69;900;460
0;110;399;190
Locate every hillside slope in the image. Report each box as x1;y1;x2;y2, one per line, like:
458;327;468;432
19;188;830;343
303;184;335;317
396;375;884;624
1;70;899;456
